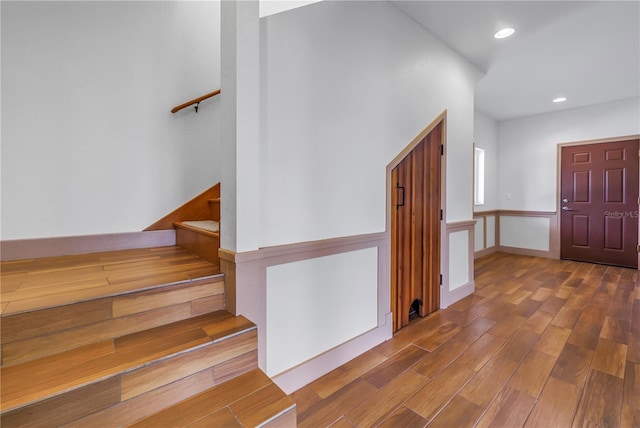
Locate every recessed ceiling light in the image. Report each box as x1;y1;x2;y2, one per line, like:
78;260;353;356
494;28;515;39
553;97;568;103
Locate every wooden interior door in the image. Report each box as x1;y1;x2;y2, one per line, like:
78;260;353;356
391;122;442;332
560;139;639;268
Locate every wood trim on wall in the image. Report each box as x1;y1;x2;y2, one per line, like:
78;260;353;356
218;231;391;394
475;246;497;259
473;210;499;258
500;210;558;259
0;230;176;261
473;210;500;216
473;210;558;259
499;210;556;217
496;245;555;259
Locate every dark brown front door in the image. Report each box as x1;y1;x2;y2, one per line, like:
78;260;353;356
560;139;639;268
391;121;442;332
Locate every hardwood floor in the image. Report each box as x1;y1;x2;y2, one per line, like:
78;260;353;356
293;252;640;427
0;246;219;316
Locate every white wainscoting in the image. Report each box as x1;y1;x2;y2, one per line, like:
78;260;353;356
223;232;392;394
473;210;558;259
443;220;475;308
265;247;379;377
473;211;498;258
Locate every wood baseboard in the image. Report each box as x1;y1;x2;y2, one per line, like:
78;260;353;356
475;246;497;259
1;231;176;262
497;245;554;259
441;280;474;308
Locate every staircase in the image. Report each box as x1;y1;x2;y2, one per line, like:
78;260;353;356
0;247;296;427
145;184;222;267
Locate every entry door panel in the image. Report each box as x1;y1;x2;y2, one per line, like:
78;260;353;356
560;139;639;268
391;122;441;332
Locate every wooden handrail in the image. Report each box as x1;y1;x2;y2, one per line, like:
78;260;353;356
171;89;221;113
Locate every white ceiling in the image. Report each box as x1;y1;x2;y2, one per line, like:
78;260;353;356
392;1;640;121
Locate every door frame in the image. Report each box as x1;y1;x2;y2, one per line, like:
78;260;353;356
555;134;640;269
386;110;447;325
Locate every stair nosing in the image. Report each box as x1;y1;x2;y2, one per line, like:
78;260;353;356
127;369;289;428
173;221;220;238
1;313;256;414
210;326;256;344
256;403;297;428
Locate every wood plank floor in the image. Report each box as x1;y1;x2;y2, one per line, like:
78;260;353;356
294;252;640;427
0;246;220;316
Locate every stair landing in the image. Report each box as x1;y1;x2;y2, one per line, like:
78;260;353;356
1;246;220;316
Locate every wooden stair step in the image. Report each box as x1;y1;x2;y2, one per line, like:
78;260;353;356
0;246;219;317
175;222;220;266
128;369;296;428
174;220;220;237
209;198;220;223
0;310;257;426
1;275;226;367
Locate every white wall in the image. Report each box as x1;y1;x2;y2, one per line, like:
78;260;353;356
1;1;221;240
260;0;480;248
498;97;640;212
257;0;480;380
474;111;499;211
449;231;469;289
497;97;640;253
259;0;322;18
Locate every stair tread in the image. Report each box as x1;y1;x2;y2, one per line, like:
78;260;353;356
128;369;295;428
2;277;224;345
1;246;220;316
174;221;220;238
179;220;219;233
1;311;255;413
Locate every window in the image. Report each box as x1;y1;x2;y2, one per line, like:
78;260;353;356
474;147;485;206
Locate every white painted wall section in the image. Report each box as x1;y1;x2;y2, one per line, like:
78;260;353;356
259;0;322;17
265;247;378;377
260;0;481;248
220;0;261;252
448;230;470;290
486;215;496;248
1;2;222;240
474;220;484;252
498;97;640;212
500;216;550;251
474;111;499;211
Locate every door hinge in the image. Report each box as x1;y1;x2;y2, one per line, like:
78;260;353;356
440;209;443;220
637;245;640;253
440;274;443;285
441;144;444;156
